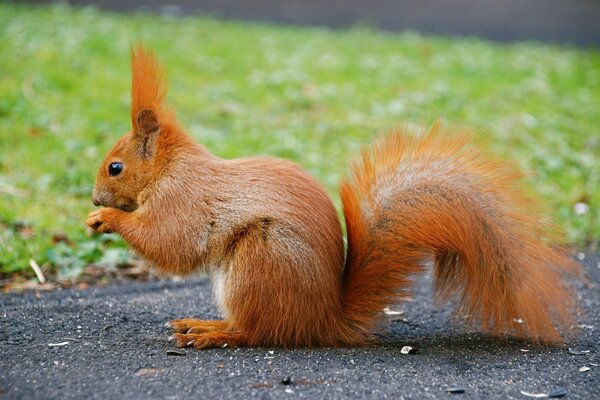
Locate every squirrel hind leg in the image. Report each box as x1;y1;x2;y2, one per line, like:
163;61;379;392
173;331;247;349
167;318;229;334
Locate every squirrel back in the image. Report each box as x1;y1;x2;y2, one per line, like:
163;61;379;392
88;47;581;348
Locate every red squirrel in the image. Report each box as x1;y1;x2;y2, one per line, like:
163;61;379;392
87;46;580;349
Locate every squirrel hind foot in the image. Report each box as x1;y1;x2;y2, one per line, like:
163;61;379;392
173;331;246;349
167;318;229;334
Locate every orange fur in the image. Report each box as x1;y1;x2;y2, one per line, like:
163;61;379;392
87;46;581;349
130;46;171;130
169;319;230;333
340;129;580;343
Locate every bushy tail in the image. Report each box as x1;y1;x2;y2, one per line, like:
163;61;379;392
339;128;580;343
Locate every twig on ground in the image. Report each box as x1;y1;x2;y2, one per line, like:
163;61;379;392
29;259;46;284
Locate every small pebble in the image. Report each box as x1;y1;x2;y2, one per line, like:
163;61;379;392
579;366;591;372
400;345;418;354
48;342;69;347
568;348;591;355
445;386;465;394
577;324;594;330
520;391;547;398
548;387;567;398
383;307;404;316
281;376;292;385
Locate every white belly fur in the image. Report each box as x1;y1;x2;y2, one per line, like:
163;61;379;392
209;268;229;318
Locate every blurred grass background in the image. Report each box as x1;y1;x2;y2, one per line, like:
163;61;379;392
1;3;599;280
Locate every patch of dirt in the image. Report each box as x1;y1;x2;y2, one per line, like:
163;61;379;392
1;260;160;293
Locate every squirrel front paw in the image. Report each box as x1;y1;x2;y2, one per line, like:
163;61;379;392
86;208;120;234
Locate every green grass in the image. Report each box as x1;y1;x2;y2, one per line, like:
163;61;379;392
1;3;599;279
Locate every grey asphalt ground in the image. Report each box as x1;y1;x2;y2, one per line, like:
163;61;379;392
1;252;598;399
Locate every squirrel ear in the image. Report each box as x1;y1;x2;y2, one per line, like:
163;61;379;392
135;108;160;158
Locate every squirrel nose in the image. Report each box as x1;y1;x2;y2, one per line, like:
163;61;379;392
92;186;101;206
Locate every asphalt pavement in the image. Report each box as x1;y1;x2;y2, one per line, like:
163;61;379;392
1;252;598;399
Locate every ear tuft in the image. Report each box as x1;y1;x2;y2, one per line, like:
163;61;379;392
130;45;168;131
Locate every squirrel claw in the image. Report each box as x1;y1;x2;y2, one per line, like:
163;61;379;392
172;332;245;350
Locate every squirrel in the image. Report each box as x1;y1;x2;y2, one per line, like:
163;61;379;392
87;46;580;349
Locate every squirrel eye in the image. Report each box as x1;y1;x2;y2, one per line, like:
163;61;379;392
108;162;123;176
